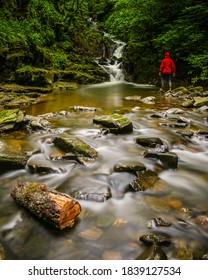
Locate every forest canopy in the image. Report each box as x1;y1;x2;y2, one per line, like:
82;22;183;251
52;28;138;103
0;0;208;86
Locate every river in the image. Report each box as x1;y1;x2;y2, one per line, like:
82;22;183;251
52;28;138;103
0;80;207;260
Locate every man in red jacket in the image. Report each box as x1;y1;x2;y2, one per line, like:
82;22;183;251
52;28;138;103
159;51;176;92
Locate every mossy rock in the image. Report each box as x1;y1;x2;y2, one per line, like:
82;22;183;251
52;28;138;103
0;109;25;132
93;114;133;134
193;97;208;108
53;135;98;159
0;153;29;173
16;67;55;87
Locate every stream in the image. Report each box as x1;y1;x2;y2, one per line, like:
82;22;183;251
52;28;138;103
0;81;208;260
0;35;208;260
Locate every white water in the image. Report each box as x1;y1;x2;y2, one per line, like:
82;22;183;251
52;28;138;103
96;34;126;82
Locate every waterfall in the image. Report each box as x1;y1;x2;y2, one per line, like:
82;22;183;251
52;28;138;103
96;34;126;82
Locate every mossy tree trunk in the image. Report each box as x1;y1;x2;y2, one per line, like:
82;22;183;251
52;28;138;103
11;182;81;230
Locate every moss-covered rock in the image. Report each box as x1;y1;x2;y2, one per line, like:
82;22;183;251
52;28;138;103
0;109;25;132
0;153;29;173
93;113;133;134
53;135;98;159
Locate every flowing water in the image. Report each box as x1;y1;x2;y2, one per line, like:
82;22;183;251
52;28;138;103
0;37;208;259
0;81;208;260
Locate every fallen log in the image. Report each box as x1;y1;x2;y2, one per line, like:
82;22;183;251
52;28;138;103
11;182;81;230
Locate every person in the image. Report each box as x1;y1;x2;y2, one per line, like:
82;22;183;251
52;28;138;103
159;51;176;92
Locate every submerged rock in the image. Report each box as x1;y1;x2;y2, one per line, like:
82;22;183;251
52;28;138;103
129;170;159;191
93;114;133;134
73;186;112;202
135;243;168;260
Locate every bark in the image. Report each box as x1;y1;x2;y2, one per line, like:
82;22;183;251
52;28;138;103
11;182;81;230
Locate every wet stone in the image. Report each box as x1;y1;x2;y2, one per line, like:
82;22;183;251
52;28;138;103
79;227;103;240
154;217;172;227
139;234;172;246
53;135;98;159
0;243;6;260
135;137;164;148
135;243;168;260
174;129;194;138
129;170;159;191
73;186;112;202
114;162;146;173
93;113;133;134
144;151;178;169
0;153;29;173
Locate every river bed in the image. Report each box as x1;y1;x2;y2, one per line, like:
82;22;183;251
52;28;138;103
0;82;208;260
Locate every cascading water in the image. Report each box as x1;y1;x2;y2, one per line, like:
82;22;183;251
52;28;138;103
96;34;126;82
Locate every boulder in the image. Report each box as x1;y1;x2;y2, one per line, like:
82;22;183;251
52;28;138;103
53;135;98;160
93;114;133;134
0;153;29;173
135;137;164;148
0;109;25;132
144;151;178;169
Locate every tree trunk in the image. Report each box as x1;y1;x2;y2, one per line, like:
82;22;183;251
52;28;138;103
11;182;81;230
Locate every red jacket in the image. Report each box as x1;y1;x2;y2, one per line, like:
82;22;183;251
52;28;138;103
159;52;176;75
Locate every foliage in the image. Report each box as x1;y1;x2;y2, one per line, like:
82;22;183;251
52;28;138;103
104;0;208;85
0;0;208;85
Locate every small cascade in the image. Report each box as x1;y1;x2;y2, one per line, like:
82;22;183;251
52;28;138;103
96;34;126;82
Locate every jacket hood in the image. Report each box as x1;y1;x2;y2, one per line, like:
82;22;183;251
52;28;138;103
164;51;170;58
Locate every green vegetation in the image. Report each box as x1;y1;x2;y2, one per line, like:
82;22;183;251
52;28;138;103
0;0;207;86
104;0;208;86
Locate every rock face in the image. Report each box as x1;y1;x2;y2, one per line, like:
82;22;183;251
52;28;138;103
53;135;99;160
0;109;25;132
11;182;81;230
93;114;133;134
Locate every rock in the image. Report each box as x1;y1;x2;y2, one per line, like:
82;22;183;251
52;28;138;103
193;215;208;229
135;243;168;260
0;243;6;260
164;108;185;115
24;115;51;132
0;109;25;132
93;114;133;134
144;150;178;169
0;83;52;94
129;170;159;191
153;217;172;227
193;96;208;107
182;100;194;108
79;227;103;240
70;105;97;112
124;95;141;101
141;96;156;104
174;129;194;138
53;135;98;159
135;137;164;148
73;185;112;202
0;153;29;173
53;81;80;90
16;67;55;87
114;162;146;173
139;234;172;246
